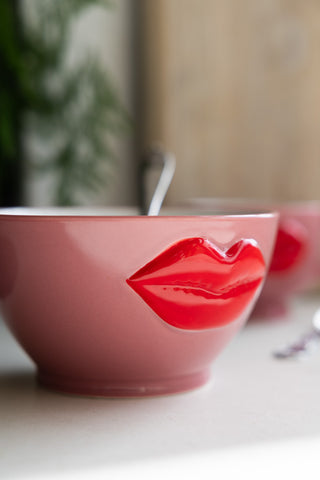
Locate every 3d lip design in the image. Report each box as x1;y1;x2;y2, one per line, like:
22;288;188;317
127;237;266;330
269;219;308;273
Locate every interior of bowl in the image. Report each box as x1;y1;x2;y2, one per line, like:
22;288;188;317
160;206;275;217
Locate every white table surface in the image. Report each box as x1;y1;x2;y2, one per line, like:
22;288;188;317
1;294;320;480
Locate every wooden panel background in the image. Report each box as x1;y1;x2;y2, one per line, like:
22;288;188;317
137;0;320;205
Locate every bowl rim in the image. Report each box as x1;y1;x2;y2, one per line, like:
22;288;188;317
0;206;279;221
184;197;320;213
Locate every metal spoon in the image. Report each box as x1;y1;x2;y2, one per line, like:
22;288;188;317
273;308;320;359
138;146;176;216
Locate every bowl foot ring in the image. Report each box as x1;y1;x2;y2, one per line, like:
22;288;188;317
37;369;211;398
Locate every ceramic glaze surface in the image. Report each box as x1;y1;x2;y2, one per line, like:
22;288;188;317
269;219;308;273
127;237;265;330
0;210;278;396
254;206;320;318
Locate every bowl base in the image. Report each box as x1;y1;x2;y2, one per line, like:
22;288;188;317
37;369;211;398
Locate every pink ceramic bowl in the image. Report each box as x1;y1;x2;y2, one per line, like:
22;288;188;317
185;199;320;319
252;201;320;318
0;207;278;397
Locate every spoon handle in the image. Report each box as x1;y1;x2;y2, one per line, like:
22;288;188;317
138;146;176;216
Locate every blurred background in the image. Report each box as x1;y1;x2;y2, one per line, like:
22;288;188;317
1;0;320;208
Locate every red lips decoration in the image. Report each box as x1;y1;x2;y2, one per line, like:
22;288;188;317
127;237;265;330
269;219;308;273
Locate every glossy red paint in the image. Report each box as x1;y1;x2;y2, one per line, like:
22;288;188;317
269;220;308;273
127;237;265;330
